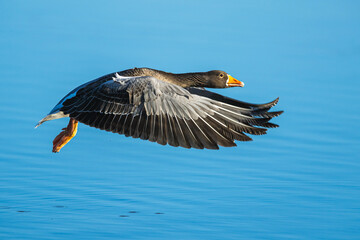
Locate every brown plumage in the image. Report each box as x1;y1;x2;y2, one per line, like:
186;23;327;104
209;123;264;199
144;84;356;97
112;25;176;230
36;67;283;152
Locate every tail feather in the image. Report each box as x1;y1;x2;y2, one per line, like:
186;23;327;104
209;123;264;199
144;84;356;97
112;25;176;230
35;111;68;128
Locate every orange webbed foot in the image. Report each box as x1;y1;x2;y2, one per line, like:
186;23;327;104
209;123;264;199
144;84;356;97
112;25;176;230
52;118;78;153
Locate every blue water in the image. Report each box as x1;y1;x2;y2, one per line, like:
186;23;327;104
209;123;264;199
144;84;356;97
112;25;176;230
1;1;360;239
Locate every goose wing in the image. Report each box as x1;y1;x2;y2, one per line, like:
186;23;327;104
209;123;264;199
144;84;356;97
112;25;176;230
187;87;283;127
56;74;281;149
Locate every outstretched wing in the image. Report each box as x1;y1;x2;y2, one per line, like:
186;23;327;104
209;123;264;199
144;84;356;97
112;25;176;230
187;87;283;128
58;74;282;149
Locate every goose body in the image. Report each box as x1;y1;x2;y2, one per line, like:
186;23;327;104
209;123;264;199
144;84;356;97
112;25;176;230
37;68;283;152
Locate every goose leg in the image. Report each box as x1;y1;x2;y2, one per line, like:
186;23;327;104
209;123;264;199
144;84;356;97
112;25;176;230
52;118;78;153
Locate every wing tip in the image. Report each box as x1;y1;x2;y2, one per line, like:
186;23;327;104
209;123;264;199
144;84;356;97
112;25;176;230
270;110;284;117
267;97;280;108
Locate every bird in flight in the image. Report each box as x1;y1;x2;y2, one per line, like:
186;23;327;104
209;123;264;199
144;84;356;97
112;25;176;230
36;68;283;152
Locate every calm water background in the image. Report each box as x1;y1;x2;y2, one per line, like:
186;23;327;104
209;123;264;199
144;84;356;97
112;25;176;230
1;1;360;239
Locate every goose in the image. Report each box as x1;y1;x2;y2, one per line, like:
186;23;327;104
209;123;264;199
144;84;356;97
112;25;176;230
36;67;283;152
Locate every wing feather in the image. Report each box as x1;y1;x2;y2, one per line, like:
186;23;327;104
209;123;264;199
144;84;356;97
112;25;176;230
56;75;282;149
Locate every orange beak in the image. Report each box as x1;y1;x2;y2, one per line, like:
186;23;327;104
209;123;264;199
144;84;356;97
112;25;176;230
226;75;244;87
